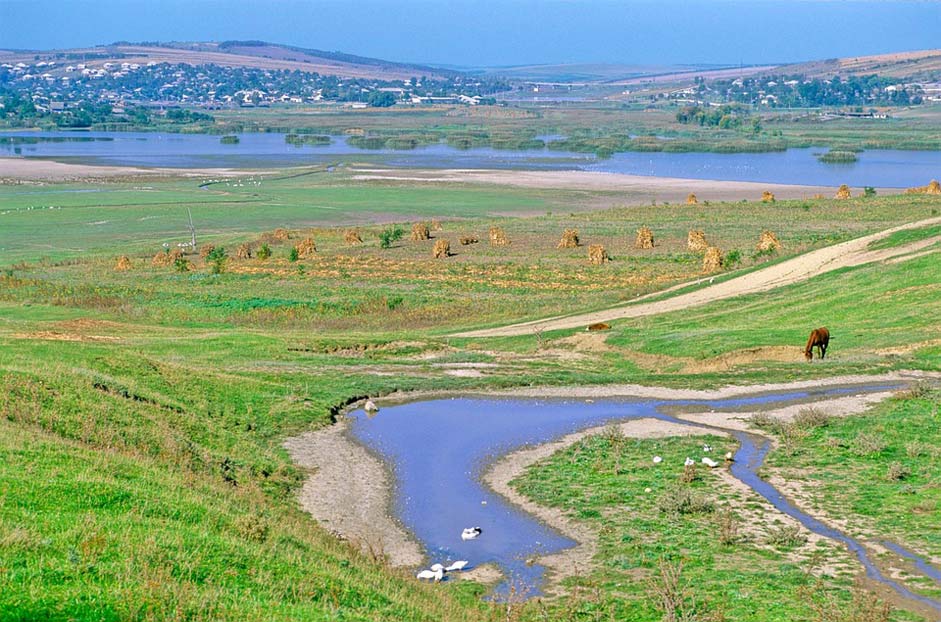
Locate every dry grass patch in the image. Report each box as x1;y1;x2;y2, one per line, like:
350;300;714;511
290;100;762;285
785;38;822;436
344;229;363;245
294;237;317;258
489;226;509;247
411;222;431;241
236;243;253;260
635;226;654;249
756;230;782;252
432;239;451;258
702;246;723;272
687;230;708;253
557;228;580;249
905;179;941;195
588;244;609;265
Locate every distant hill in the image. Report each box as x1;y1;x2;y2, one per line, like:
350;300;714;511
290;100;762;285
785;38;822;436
0;40;454;81
779;49;941;81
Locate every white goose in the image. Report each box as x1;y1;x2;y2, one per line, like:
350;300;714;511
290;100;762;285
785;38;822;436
445;560;469;572
684;457;695;467
416;567;444;582
364;399;379;413
701;457;719;468
461;527;482;541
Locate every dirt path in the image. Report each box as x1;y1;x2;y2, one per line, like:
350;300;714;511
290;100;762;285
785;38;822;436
455;216;941;337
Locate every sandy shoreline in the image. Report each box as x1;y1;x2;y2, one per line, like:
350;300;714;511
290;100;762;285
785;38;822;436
283;371;935;585
350;166;852;201
0;156;270;181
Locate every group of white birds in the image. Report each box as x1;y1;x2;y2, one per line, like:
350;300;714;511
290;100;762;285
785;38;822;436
416;560;470;582
416;527;481;582
652;445;734;469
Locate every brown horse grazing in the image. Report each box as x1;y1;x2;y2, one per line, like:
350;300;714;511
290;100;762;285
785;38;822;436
805;327;830;360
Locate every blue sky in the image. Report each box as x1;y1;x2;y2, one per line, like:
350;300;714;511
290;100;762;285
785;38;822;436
1;0;939;67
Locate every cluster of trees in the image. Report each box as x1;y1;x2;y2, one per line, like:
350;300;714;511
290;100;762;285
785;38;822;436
675;105;761;132
709;74;923;107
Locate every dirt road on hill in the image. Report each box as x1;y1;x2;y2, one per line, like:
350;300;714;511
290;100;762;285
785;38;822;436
455;216;941;338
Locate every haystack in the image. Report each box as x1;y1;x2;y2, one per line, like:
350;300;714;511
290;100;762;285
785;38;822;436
929;180;941;195
557;228;580;249
236;243;253;260
460;236;479;246
761;191;776;203
273;228;292;241
702;246;723;272
586;322;610;331
114;255;132;271
344;229;363;245
151;252;171;267
635;226;654;249
489;226;509;247
431;219;443;231
835;184;852;199
687;230;708;253
686;193;698;205
432;239;451;258
756;230;782;252
168;248;183;263
294;237;317;258
588;244;609;265
199;244;215;259
411;222;431;241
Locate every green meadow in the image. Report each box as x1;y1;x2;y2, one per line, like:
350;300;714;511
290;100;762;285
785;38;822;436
1;170;940;620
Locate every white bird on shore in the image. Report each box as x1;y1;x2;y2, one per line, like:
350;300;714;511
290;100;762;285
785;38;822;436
725;451;734;461
417;567;444;582
364;399;379;413
445;560;469;572
461;527;482;541
684;457;695;467
701;457;719;468
430;563;445;572
703;445;712;453
652;455;663;464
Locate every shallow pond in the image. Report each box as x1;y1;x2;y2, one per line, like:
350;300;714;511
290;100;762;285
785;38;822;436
347;384;941;609
4;130;941;188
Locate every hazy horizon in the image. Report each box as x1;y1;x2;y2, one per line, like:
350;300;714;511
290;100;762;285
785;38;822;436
1;0;940;68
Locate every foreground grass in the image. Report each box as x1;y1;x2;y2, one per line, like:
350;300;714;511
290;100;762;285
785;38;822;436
511;392;941;621
1;179;940;619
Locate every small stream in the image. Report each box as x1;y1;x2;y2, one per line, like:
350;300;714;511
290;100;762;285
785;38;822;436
347;383;941;610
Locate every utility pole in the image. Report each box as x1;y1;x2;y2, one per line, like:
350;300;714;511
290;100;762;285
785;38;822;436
185;206;197;252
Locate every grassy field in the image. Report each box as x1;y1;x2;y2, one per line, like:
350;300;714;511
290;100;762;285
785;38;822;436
1;173;940;620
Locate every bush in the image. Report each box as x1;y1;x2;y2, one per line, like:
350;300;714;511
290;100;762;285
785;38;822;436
885;462;911;481
288;247;300;262
379;225;404;249
173;256;191;273
864;186;877;198
852;432;887;456
207;246;227;274
724;249;742;268
765;524;806;548
658;486;714;515
233;514;269;542
257;243;272;260
793;407;831;429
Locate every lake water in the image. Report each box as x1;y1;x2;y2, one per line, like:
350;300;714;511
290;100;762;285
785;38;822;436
3;130;941;188
347;385;941;609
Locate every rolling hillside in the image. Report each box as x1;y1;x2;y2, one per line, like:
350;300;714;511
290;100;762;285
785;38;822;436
0;40;453;80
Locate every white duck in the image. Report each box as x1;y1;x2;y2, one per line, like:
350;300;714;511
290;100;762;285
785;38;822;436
364;399;379;413
701;457;719;468
684;457;695;467
652;456;663;464
461;527;482;541
445;560;469;572
703;444;713;453
725;451;734;461
416;567;444;582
